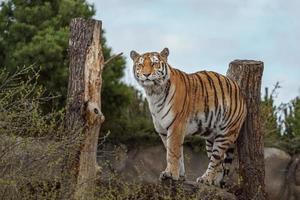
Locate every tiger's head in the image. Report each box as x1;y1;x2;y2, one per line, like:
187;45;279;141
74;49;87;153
130;48;170;87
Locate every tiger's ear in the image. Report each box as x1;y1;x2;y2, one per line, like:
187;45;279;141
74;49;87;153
130;50;140;60
160;48;169;59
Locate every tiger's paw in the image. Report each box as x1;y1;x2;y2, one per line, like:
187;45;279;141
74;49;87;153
196;173;214;185
159;171;179;181
179;175;186;182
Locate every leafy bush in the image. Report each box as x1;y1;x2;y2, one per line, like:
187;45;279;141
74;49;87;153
262;84;300;154
0;0;154;142
0;66;81;199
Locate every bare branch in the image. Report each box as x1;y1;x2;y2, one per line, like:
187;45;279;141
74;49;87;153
104;52;123;67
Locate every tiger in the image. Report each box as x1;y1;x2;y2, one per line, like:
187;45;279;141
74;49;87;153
130;48;247;186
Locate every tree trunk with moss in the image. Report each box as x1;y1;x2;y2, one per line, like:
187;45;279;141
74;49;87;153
66;18;105;200
227;60;266;200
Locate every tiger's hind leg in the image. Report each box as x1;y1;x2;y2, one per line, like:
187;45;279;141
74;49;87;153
219;144;235;188
197;130;238;185
205;139;213;159
204;138;224;186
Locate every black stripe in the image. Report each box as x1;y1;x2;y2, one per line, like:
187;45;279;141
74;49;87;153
204;97;209;121
195;73;204;97
201;128;213;137
157;80;170;108
218;145;227;150
219;142;231;147
192;75;197;112
227;106;243;129
224;157;233;163
206;139;213;145
177;71;188;118
194;74;203;112
161;63;169;79
223;77;233;121
212;154;221;160
167;88;176;106
166;113;178;130
212;73;226;123
154;95;165;105
181;72;189;116
221;80;238;130
226;103;243;131
213;72;225;108
159;133;167;137
207;110;214;128
227;148;235;154
204;71;219;113
201;73;210;121
213;149;219;153
206;143;213;148
216;105;222;123
215;138;228;143
224;169;230;176
161;105;172;120
225;92;244;131
214;134;226;140
206;143;213;147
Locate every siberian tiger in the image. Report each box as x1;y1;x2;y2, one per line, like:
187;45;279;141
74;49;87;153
130;48;247;186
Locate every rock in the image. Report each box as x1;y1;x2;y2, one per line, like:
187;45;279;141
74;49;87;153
264;147;291;200
98;144;299;199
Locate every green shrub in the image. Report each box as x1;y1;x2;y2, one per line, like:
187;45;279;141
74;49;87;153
0;66;81;199
262;84;300;155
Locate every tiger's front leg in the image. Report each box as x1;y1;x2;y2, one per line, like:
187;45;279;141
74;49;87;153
159;126;185;181
159;133;185;181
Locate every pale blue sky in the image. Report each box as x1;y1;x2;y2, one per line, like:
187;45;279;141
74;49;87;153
88;0;300;104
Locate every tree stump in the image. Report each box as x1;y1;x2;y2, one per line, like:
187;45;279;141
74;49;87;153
227;60;266;200
66;18;104;200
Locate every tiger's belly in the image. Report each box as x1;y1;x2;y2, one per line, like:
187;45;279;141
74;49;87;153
185;111;224;139
151;107;223;140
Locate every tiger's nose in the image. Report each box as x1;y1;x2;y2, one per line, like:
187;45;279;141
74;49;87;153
143;73;151;77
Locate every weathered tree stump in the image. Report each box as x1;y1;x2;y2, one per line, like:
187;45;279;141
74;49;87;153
227;60;266;200
66;18;104;200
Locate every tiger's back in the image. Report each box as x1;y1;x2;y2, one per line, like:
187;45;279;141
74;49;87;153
171;69;246;140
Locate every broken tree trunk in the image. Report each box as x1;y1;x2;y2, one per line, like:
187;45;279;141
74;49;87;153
227;60;266;200
66;18;104;200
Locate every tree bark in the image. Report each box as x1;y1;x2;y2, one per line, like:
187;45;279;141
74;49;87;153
66;18;104;200
227;60;266;200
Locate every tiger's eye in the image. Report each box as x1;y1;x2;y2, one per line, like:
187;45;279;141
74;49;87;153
153;64;160;69
136;64;142;70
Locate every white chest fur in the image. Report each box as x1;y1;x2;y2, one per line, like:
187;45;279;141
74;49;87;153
145;86;176;134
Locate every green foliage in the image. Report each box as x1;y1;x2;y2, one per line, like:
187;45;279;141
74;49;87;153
262;83;300;154
261;84;281;141
0;0;95;101
284;97;300;137
102;87;156;144
276;97;300;154
0;66;80;199
99;33;154;142
0;66;63;137
0;0;154;141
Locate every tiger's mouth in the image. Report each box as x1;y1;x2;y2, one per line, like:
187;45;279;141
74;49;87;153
141;79;154;86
